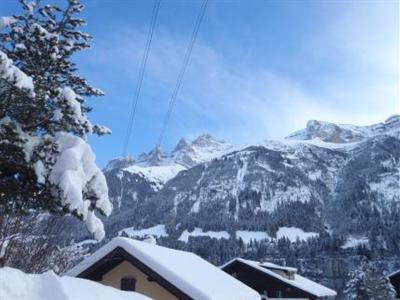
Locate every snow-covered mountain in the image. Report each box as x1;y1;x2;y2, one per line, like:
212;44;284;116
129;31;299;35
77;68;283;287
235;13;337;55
104;134;234;192
103;116;400;245
67;116;400;298
286;115;400;143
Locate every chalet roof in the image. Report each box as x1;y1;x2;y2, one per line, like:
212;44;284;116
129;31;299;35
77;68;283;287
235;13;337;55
389;269;400;278
230;259;298;273
222;258;337;298
2;267;150;300
388;269;400;277
66;237;260;300
259;261;298;273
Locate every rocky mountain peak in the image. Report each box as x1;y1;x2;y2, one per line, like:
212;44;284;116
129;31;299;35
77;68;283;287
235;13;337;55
104;156;134;172
286;116;400;144
172;138;190;153
191;134;223;147
172;134;233;168
103;134;233;177
384;114;400;129
305;120;363;143
137;144;169;166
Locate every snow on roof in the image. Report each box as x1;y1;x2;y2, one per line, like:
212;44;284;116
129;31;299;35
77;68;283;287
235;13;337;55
259;261;297;273
66;237;261;300
222;258;336;298
389;269;400;278
1;267;151;300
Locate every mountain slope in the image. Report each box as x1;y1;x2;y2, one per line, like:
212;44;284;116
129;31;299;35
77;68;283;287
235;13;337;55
103;116;400;248
105;134;234;193
61;116;399;299
286;115;400;143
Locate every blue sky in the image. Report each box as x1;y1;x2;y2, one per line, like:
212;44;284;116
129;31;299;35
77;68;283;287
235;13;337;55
1;0;399;166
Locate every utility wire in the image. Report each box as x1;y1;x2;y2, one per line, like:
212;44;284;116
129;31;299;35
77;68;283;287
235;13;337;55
156;0;208;146
122;0;161;156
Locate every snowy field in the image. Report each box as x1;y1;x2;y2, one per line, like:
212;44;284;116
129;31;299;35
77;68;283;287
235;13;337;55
119;224;168;238
236;230;271;244
0;267;150;300
276;227;319;242
117;225;324;245
178;228;230;242
341;236;369;249
124;164;185;190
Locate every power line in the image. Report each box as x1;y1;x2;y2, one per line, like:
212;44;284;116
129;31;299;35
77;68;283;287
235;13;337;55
122;0;161;156
157;0;208;146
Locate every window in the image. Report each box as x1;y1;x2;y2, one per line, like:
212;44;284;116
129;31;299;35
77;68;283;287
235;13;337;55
120;277;136;291
276;290;283;298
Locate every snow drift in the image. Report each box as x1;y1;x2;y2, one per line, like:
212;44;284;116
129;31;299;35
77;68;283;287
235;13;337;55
0;267;151;300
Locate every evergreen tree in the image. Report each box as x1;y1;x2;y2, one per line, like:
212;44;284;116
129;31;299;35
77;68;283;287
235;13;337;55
344;261;396;300
0;0;112;265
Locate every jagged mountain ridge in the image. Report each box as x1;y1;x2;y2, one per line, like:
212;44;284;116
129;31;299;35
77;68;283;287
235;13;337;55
106;134;234;170
103;116;400;245
104;134;234;193
286;115;400;143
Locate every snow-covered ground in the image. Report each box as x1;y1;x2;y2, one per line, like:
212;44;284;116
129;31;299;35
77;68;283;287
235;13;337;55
260;186;314;212
178;228;230;242
276;227;319;242
263;137;360;152
235;230;270;244
341;236;369;249
0;267;150;300
119;224;168;238
124;164;185;190
369;164;400;204
116;226;321;245
118;226;272;245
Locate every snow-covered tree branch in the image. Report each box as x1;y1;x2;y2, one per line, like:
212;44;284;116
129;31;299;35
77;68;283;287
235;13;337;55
0;0;112;252
344;260;397;300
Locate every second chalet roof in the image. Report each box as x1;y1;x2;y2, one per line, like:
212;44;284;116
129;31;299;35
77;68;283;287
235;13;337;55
256;260;298;273
66;237;260;300
222;258;337;298
389;269;400;278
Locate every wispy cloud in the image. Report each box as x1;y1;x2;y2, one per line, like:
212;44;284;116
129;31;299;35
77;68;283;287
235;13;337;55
86;0;398;151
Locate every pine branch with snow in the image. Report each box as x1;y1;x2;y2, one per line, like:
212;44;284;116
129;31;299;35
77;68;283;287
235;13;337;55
344;261;396;300
0;0;112;261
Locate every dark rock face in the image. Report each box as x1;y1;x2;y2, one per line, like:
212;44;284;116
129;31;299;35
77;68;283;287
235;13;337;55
139;144;343;232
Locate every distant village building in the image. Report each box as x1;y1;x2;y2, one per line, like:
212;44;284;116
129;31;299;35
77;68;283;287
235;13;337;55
389;269;400;299
221;258;337;300
66;237;260;300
